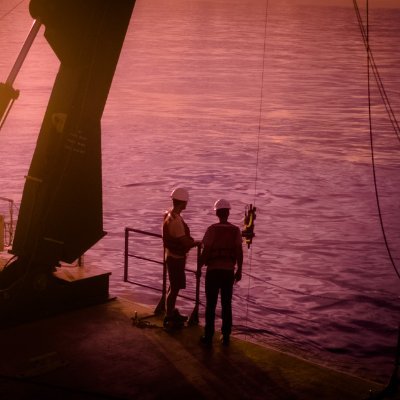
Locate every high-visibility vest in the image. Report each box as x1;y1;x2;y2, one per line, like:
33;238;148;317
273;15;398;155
162;211;192;257
203;223;239;266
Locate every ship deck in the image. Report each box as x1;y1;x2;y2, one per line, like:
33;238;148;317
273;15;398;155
0;293;387;400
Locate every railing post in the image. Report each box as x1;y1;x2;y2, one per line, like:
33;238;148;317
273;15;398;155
77;255;84;267
154;246;167;315
188;243;201;326
8;199;13;247
0;215;4;252
0;197;15;247
124;228;129;282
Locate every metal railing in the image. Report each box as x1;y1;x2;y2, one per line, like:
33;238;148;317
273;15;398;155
0;197;15;249
124;227;201;325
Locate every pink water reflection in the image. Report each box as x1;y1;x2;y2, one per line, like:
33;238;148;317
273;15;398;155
0;0;400;383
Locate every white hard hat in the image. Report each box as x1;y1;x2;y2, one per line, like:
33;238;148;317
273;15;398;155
214;199;231;210
171;187;189;202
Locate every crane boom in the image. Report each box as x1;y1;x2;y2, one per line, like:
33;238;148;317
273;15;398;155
0;0;136;320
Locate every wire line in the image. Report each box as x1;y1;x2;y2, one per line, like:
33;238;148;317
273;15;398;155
359;0;400;280
244;0;269;339
353;0;400;144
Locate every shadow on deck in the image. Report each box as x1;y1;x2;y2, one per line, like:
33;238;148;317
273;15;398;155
0;296;385;400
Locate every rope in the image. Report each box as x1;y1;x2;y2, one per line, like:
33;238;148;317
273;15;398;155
253;3;269;207
352;0;400;144
244;0;269;339
353;0;400;279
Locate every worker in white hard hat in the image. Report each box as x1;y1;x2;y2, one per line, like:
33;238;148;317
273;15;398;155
162;187;200;328
199;199;243;346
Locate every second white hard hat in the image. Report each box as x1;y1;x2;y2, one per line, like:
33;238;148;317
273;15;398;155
171;187;189;202
214;199;231;210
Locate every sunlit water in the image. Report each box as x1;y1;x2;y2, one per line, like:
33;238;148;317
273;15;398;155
1;0;400;383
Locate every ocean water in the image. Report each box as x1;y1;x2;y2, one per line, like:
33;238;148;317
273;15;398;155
1;0;400;384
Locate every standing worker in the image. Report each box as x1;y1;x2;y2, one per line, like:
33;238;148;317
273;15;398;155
199;199;243;346
162;187;199;328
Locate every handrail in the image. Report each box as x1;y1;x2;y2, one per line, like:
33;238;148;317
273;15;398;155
0;197;15;247
124;227;201;324
125;227;162;239
124;228;163;283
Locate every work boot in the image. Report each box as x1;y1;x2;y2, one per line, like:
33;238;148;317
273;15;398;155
220;334;230;346
172;308;188;322
200;335;213;348
163;315;170;328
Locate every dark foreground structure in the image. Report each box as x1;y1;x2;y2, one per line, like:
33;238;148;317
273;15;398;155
0;0;135;320
0;296;384;400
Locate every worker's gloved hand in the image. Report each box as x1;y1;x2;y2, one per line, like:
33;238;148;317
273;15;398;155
234;271;242;282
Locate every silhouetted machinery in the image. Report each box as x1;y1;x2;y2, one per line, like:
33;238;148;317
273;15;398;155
0;0;136;323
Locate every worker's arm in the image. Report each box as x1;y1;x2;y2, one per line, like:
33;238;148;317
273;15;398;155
234;228;243;282
178;235;199;250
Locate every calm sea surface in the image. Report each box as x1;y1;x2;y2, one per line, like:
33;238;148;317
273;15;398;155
1;0;400;383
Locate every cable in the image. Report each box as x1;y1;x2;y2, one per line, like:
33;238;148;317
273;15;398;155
253;3;269;207
244;0;269;340
362;0;400;281
352;0;400;144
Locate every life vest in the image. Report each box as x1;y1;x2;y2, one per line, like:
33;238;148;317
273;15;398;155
162;211;192;256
